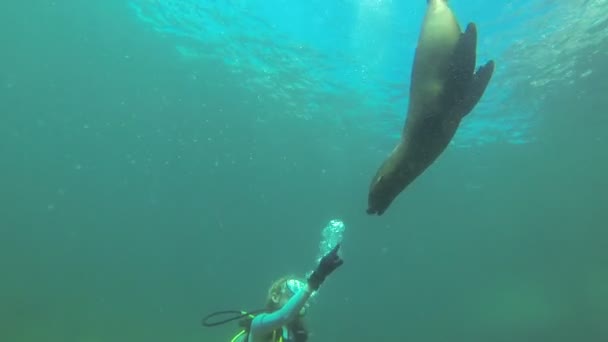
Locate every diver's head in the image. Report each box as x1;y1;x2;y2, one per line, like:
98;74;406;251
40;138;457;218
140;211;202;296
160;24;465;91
266;276;314;315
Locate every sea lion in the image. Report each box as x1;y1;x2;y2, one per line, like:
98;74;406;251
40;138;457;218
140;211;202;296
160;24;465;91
366;0;495;216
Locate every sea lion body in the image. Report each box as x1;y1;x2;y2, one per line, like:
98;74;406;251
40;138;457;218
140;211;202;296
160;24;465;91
367;0;495;215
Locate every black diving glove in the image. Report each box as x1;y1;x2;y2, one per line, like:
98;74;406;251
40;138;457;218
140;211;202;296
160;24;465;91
307;244;344;291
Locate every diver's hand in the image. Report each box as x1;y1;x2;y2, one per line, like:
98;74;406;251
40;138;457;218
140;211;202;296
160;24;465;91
308;244;344;290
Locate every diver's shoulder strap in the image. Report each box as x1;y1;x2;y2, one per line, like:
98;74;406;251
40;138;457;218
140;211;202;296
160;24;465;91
230;329;247;342
229;311;289;342
231;326;286;342
230;311;256;342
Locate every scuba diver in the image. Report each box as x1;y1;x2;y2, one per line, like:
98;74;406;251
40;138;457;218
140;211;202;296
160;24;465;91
202;244;344;342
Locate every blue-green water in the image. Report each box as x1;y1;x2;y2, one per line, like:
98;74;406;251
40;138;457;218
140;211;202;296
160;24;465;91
1;0;607;341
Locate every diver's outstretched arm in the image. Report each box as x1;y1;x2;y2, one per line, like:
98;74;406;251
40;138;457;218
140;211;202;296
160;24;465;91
249;284;314;336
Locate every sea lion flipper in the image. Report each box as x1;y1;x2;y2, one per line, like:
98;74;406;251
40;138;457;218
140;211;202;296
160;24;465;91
449;22;495;118
444;23;478;108
456;23;478;80
459;60;495;117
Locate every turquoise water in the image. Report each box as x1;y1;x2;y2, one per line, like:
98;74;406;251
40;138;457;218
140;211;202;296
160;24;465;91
1;0;607;341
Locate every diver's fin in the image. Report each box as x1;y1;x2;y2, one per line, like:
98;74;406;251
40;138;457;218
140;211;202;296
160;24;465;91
458;60;495;117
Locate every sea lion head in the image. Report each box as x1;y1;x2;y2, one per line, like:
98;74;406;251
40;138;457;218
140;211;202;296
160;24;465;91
367;160;403;216
367;177;390;216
